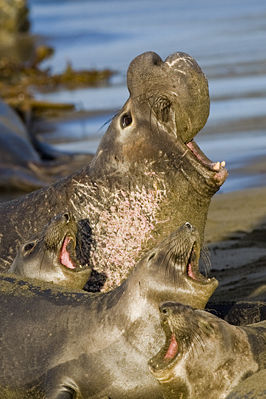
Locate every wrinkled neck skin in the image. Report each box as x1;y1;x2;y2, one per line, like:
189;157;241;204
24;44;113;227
158;316;261;399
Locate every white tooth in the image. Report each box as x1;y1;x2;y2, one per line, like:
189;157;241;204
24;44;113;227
213;162;221;171
221;161;226;167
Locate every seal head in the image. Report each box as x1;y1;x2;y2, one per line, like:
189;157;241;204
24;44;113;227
9;213;91;289
136;222;218;308
149;303;260;399
127;51;209;143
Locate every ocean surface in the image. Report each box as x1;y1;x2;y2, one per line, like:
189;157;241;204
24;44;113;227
28;0;266;193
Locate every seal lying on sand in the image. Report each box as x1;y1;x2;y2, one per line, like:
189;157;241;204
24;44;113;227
0;51;227;291
8;212;91;289
0;223;218;398
0;98;94;193
149;302;266;399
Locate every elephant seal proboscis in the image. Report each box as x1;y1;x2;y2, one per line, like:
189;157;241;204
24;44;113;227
149;302;266;399
8;212;91;289
0;223;218;398
0;51;227;291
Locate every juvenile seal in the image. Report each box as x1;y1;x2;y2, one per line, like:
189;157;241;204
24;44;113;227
0;51;227;291
0;223;217;398
8;212;91;289
149;302;266;399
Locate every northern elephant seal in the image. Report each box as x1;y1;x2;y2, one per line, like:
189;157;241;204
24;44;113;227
149;302;266;399
0;98;94;194
0;223;218;398
8;212;91;289
0;51;227;291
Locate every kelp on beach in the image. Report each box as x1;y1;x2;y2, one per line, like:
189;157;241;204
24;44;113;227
0;46;115;116
0;0;115;118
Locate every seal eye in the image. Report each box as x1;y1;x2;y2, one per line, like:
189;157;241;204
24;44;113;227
148;252;156;261
120;112;132;128
23;241;36;255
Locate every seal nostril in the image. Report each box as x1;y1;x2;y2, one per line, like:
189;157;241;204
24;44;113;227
120;112;132;129
185;222;192;230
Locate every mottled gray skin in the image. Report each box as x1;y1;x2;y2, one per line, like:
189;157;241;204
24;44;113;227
0;98;94;192
149;303;266;399
0;51;227;291
0;224;218;399
8;213;91;289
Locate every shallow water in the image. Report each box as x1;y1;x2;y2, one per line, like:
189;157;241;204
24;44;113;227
28;0;266;193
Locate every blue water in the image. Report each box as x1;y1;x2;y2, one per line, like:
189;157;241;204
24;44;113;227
28;0;266;192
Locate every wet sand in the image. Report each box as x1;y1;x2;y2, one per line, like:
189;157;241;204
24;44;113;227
205;185;266;302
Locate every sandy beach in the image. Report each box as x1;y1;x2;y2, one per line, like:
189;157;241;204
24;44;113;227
205;186;266;302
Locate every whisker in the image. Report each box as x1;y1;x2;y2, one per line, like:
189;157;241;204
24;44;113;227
98;111;119;133
199;246;211;277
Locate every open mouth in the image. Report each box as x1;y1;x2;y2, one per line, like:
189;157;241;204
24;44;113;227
184;241;215;285
59;234;80;271
186;139;227;186
149;319;181;374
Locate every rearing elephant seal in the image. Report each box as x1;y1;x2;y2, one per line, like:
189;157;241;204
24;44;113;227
149;302;266;399
0;51;227;291
8;213;91;289
0;223;218;398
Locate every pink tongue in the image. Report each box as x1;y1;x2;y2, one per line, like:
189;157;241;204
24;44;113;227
60;237;76;269
188;263;196;279
164;333;178;359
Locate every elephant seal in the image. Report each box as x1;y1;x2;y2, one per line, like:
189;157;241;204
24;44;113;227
8;212;91;289
149;302;266;399
0;51;227;291
0;98;94;193
0;223;218;398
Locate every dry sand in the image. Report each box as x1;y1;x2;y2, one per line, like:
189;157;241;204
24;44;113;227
205;186;266;302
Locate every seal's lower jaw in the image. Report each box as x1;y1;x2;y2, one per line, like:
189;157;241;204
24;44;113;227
185;139;228;189
59;234;88;273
